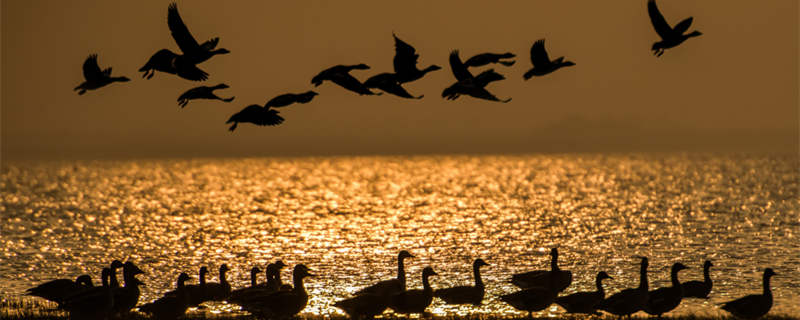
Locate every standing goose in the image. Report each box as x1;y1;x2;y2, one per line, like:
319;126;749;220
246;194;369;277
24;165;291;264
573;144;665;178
62;268;114;320
648;0;702;57
721;268;776;319
166;3;229;64
265;91;319;108
109;260;124;289
112;261;145;317
355;250;414;297
229;266;262;302
226;104;284;131
434;258;489;306
597;257;649;317
238;264;314;318
682;260;713;299
554;271;612;315
364;73;423;99
392;33;441;84
177;84;234;108
512;248;573;292
644;262;689;317
442;50;511;103
25;274;93;307
464;52;516;68
311;64;379;95
139;49;208;81
499;267;561;318
523;39;575;80
139;272;193;320
388;267;438;315
204;264;232;301
74;54;130;95
172;266;208;307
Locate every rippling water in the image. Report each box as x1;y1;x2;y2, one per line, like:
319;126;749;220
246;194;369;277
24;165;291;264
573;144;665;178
1;154;798;317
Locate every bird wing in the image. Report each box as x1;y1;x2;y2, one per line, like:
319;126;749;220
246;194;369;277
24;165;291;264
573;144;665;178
393;34;419;74
722;294;760;311
449;50;473;81
200;37;219;51
648;0;673;39
168;3;201;56
672;17;693;35
82;54;104;82
177;86;206;100
530;39;551;67
176;63;209;81
259;109;285;126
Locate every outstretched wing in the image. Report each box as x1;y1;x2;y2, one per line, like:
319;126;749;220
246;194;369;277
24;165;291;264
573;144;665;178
530;39;551;67
82;54;104;82
168;3;201;56
449;50;472;81
393;33;419;74
648;0;673;39
260;109;285;126
672;17;693;35
177;86;206;101
200;37;219;51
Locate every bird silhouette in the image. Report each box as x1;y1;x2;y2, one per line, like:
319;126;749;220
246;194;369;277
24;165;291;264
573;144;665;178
721;268;776;319
177;84;234;108
392;33;441;83
442;50;511;103
523;39;575;80
648;0;702;57
682;260;713;299
463;52;516;68
265;91;318;108
226;104;284;131
596;257;649;317
434;259;489;306
364;73;423;99
554;271;612;315
74;55;129;95
166;2;229;64
312;64;379;95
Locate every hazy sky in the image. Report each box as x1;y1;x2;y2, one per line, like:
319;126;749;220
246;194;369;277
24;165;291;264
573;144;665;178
2;1;798;160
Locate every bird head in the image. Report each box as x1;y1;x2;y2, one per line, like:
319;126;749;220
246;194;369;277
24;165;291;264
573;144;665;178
399;250;415;260
598;271;613;281
474;258;490;268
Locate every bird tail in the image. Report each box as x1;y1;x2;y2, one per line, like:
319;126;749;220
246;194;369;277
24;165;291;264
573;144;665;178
499;60;516;66
222;96;235;103
228;122;237;132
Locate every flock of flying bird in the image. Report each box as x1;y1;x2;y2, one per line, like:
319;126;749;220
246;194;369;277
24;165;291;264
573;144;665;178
25;249;778;320
73;0;702;132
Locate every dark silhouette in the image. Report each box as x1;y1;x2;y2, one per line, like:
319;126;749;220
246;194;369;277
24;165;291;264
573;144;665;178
74;54;130;95
597;257;649;317
512;248;573;292
554;271;612;315
166;266;207;307
111;261;145;318
177;84;234;108
442;50;511;103
500;268;560;318
644;262;689;317
355;251;414;297
203;264;232;301
109;260;123;289
226;104;284;131
434;258;489;306
25;275;93;307
464;52;516;68
167;3;229;64
265;91;319;108
682;260;713;299
61;268;114;320
334;293;389;320
392;33;441;83
523;39;575;80
721;268;776;319
364;73;423;99
312;64;378;95
236;264;314;318
139;49;208;81
648;0;702;57
139;273;193;320
387;267;438;315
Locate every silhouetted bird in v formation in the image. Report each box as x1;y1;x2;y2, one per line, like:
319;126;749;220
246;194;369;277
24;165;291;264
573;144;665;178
364;73;423;99
648;0;702;57
442;50;510;103
265;91;318;108
226;104;284;131
392;33;442;83
312;64;379;96
177;84;234;108
464;52;516;68
523;39;575;80
74;54;130;95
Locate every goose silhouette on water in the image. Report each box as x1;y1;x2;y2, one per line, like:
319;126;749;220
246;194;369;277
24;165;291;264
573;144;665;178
312;64;379;95
109;260;124;289
166;2;229;64
265;91;319;108
112;261;145;317
388;267;438;315
554;271;612;315
434;258;489;306
364;73;423;99
139;272;193;320
334;293;389;320
203;264;231;301
355;250;414;297
61;267;114;320
74;55;130;95
500;266;561;318
177;84;234;108
238;264;314;318
597;257;649;317
226;104;284;131
682;260;713;299
721;268;776;319
648;0;702;57
230;266;262;300
523;39;575;80
464;52;516;68
644;262;688;317
392;33;441;84
168;266;208;307
442;50;511;103
512;248;572;292
25;274;93;307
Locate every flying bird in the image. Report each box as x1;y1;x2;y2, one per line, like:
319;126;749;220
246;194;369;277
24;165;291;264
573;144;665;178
523;39;575;80
442;50;510;103
312;64;379;95
364;73;423;99
265;91;318;108
177;84;234;108
74;55;130;95
463;52;516;68
226;104;284;131
648;0;702;57
392;33;441;83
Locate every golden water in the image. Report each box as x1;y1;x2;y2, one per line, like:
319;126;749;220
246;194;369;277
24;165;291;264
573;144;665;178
1;154;798;317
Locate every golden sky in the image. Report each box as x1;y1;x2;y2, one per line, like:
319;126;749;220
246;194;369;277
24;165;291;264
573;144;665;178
2;1;798;160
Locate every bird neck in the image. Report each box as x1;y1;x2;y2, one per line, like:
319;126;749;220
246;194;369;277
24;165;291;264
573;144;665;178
177;277;187;289
670;267;682;288
595;275;606;296
219;269;228;284
638;263;648;291
397;257;407;289
109;270;120;288
762;274;772;297
703;264;712;285
473;264;484;288
422;65;439;74
102;272;110;287
292;274;306;294
422;273;432;292
250;270;259;287
199;271;206;285
686;31;702;38
550;252;560;271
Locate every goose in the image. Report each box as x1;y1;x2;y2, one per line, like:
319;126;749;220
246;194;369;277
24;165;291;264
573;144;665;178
139;49;208;81
25;274;93;306
434;258;489;306
596;257;649;317
111;261;145;317
721;268;776;319
644;262;688;317
265;91;319;108
166;3;229;64
682;260;713;299
522;39;575;80
648;0;702;57
139;273;193;320
334;293;389;320
442;50;511;103
272;260;293;291
238;264;314;318
364;73;423;99
109;260;124;289
512;248;572;292
177;84;234;108
499;267;560;318
226;104;284;131
169;266;209;307
387;266;438;315
311;64;379;95
74;54;130;95
464;52;516;68
229;266;262;302
554;271;612;315
204;264;232;301
392;33;441;83
355;250;414;297
61;268;114;320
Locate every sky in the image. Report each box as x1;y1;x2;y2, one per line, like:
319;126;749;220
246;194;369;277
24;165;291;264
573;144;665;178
2;1;798;160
